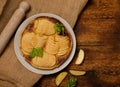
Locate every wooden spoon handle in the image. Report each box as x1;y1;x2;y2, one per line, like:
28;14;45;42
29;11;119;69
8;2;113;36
0;1;30;55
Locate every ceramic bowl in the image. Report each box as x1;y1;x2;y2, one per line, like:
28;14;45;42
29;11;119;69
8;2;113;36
14;13;76;75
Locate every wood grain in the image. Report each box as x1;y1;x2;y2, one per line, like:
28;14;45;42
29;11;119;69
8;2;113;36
34;0;120;87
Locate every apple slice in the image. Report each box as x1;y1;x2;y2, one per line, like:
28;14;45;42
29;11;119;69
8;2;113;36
69;70;86;76
75;49;84;65
55;72;68;86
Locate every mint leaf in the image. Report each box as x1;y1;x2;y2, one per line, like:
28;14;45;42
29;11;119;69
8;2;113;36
54;23;65;35
66;77;77;87
29;48;36;58
30;47;43;58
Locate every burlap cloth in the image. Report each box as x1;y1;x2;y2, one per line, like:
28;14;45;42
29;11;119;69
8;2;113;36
0;0;7;16
0;0;85;86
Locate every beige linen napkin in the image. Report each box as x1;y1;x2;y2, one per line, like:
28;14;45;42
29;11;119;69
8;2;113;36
0;0;87;87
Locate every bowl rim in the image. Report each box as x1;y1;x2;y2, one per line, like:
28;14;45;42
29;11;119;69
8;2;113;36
14;13;76;75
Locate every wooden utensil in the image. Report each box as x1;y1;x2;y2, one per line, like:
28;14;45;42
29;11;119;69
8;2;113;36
0;1;30;55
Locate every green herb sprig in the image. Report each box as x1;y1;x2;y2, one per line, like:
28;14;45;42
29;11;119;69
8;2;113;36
54;23;65;35
66;77;77;87
29;47;43;58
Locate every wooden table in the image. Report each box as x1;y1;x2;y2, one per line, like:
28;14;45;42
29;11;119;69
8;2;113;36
34;0;120;87
1;0;120;87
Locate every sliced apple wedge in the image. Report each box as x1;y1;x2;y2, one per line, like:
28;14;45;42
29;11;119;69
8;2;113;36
55;72;68;86
69;70;86;76
75;49;84;65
